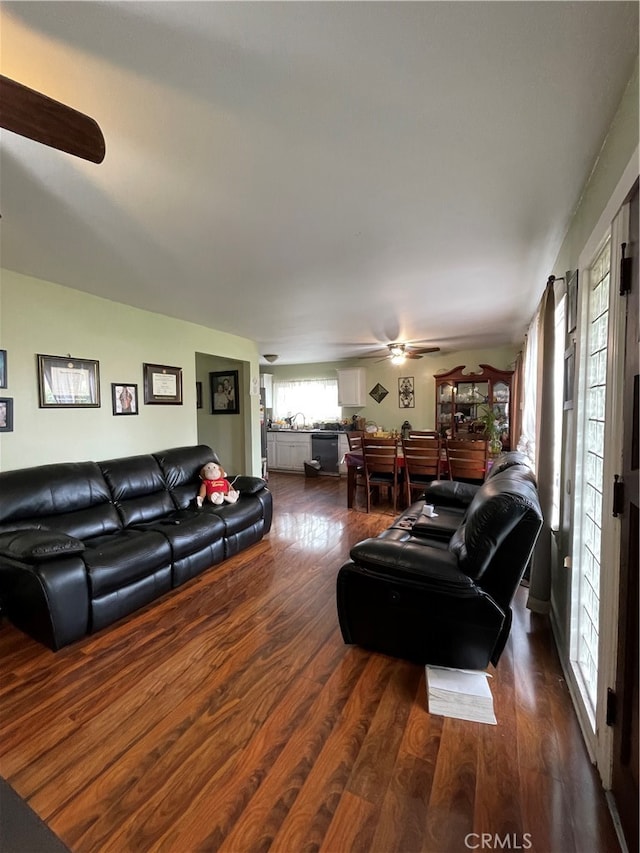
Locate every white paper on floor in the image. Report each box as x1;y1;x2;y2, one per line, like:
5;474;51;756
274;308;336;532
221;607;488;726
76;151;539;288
426;665;497;725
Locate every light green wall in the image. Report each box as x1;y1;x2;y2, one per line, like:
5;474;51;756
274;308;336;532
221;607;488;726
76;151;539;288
261;345;519;432
550;62;639;655
0;270;262;473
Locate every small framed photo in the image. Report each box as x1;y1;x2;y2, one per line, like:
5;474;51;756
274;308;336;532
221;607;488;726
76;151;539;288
196;381;203;409
0;350;6;389
0;397;13;431
143;363;183;405
210;370;240;414
112;383;139;416
37;354;100;408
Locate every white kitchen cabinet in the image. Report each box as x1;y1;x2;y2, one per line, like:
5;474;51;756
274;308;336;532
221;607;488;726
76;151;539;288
268;432;311;472
337;368;366;407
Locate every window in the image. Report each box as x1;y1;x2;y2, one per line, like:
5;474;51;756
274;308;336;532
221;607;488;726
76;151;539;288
272;378;340;423
571;236;611;722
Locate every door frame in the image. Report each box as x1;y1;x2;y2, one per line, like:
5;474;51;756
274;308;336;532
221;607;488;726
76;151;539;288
566;148;638;782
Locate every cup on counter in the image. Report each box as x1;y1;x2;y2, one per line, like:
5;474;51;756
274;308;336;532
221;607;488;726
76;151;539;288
422;503;436;517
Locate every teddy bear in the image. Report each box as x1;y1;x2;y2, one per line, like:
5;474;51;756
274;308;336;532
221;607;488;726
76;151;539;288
196;461;239;507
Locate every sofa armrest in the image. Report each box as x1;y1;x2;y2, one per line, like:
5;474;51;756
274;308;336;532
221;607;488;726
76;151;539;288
349;537;475;594
422;479;480;508
0;530;85;563
227;475;267;495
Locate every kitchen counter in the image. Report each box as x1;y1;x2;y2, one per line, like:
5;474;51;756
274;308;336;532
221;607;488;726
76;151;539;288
267;428;344;434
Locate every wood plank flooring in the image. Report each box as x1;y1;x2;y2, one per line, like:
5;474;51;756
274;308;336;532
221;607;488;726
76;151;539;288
0;472;620;853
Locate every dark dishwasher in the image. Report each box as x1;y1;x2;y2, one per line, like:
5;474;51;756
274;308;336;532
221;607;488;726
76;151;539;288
311;432;339;476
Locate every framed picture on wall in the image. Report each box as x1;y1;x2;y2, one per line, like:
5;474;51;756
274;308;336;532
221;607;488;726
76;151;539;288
0;350;6;389
143;363;183;405
196;381;203;409
398;376;415;408
37;354;101;408
0;397;13;431
112;383;139;415
210;370;240;414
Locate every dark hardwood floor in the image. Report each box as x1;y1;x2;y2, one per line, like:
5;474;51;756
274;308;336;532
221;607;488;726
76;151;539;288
0;472;620;853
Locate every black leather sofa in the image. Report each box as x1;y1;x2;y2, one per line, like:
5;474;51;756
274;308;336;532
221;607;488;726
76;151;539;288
336;454;542;670
0;445;272;650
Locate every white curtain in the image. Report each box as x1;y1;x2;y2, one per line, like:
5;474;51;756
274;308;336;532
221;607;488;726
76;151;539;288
524;279;557;614
517;317;539;462
273;378;340;423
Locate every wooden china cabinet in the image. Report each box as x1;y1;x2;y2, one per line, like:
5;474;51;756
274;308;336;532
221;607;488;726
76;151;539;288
434;364;514;450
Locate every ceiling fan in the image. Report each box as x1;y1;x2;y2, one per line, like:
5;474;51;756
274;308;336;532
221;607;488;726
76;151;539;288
0;75;105;163
362;342;441;364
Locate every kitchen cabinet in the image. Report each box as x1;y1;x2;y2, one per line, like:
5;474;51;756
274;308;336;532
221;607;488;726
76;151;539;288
434;364;514;449
267;432;312;472
337;368;366;407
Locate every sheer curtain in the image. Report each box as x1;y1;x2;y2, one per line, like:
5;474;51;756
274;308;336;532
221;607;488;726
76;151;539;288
519;278;557;613
272;378;340;423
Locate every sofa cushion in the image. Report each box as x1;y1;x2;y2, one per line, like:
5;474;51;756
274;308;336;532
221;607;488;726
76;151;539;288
449;470;541;580
99;454;175;526
135;509;226;559
0;461;120;538
153;445;219;510
82;529;172;598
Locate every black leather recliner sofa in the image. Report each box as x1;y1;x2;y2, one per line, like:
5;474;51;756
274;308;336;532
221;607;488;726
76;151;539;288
336;454;542;670
0;445;272;650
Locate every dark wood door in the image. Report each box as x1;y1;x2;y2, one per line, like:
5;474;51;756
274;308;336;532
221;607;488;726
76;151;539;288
611;180;638;853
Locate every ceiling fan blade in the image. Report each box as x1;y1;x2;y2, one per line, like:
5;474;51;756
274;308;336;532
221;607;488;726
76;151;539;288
0;75;105;163
405;352;423;359
410;346;441;355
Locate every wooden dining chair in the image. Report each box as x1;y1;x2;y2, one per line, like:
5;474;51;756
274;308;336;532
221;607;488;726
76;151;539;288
408;430;440;439
445;438;489;483
345;431;366;506
346;431;364;452
401;435;441;505
362;437;400;512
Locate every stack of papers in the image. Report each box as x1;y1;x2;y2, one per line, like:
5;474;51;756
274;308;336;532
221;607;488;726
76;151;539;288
426;665;497;725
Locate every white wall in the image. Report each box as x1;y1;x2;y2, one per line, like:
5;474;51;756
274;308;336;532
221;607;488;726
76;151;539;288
0;270;261;473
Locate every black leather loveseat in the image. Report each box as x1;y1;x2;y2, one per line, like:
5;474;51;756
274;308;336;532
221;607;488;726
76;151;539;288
0;445;272;650
336;454;542;670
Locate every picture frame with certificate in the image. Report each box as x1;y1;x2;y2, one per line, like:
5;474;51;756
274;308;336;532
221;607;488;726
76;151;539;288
143;363;183;405
37;354;100;408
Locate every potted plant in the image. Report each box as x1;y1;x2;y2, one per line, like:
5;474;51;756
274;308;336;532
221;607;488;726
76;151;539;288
477;405;504;456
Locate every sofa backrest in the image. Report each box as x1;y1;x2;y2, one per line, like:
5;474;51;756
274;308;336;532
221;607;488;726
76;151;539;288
0;461;121;539
153;445;220;510
448;468;542;603
485;450;537;485
99;453;175;526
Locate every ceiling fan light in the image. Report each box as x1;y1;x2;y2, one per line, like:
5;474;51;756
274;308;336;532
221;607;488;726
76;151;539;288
390;353;406;365
389;344;405;357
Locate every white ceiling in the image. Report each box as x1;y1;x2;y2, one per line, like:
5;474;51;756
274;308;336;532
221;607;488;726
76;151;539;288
1;1;638;364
